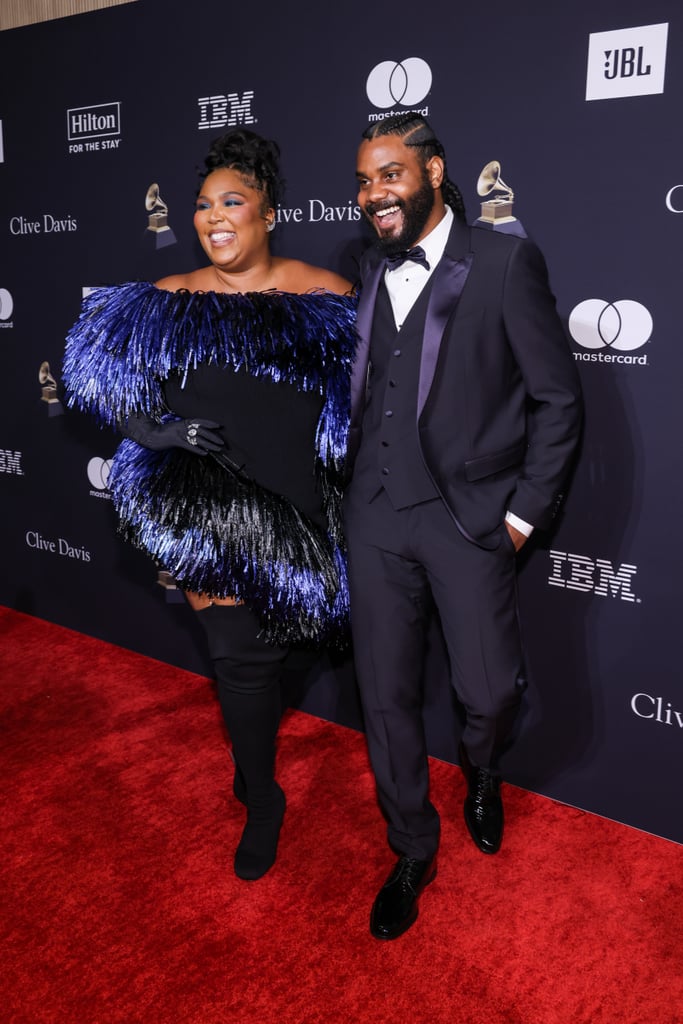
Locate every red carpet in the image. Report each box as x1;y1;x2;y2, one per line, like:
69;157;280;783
1;606;682;1024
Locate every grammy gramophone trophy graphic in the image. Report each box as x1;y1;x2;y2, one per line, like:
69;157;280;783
38;361;63;417
479;159;520;230
144;182;177;249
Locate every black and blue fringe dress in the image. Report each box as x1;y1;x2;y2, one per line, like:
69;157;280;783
63;282;357;646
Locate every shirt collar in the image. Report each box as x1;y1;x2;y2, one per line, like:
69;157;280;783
419;205;453;270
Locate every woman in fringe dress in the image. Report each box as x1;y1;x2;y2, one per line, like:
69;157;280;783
63;129;356;881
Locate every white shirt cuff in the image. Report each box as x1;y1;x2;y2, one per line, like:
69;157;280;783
505;511;534;537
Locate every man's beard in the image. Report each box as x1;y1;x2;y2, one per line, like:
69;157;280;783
368;172;436;256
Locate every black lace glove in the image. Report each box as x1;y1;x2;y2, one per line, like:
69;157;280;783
119;413;224;455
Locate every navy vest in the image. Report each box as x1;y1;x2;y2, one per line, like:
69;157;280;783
352;279;439;509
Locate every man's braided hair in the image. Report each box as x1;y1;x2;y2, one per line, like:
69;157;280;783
362;114;466;222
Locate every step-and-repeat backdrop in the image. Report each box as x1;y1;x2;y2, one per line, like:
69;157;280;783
1;0;680;842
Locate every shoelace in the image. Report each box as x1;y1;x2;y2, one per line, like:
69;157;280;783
392;857;427;894
473;768;499;804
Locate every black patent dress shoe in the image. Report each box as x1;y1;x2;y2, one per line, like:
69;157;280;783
459;743;504;855
370;855;437;940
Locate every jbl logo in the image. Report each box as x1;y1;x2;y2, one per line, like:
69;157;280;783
603;47;650;80
586;23;668;101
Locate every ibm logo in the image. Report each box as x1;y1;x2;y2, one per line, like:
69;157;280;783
548;550;638;603
197;92;255;130
586;23;668;100
0;449;24;475
67;102;121;141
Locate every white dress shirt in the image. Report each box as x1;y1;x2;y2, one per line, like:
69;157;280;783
384;207;453;329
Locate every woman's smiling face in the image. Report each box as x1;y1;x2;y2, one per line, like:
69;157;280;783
193;167;273;271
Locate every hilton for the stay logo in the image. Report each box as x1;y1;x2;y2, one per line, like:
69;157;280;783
67;101;122;154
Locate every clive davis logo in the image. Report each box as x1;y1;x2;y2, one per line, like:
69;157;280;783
666;185;683;213
586;23;668;101
366;58;431;120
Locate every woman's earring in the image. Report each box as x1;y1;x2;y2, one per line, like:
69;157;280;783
266;220;275;232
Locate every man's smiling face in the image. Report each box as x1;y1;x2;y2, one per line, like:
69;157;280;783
356;135;444;255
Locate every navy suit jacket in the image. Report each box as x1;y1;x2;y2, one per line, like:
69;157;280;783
347;217;583;547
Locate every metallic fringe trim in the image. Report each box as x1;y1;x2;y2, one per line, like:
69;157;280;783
110;442;349;646
63;282;357;471
63;283;358;645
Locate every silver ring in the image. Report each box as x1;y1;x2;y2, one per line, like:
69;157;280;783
187;434;198;445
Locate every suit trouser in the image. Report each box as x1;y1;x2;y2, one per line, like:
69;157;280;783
344;488;526;860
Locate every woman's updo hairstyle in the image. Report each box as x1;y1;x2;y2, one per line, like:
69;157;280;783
200;129;284;212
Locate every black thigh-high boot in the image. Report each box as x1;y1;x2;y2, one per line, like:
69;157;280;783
196;603;289;880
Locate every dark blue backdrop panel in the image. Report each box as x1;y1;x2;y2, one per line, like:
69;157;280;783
1;0;681;843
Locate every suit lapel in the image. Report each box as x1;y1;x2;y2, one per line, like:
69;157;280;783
353;221;474;423
417;246;473;416
350;254;384;426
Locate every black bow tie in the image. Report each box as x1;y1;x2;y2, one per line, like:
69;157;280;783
385;245;430;271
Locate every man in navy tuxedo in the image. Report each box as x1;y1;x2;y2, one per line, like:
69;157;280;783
344;114;583;940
